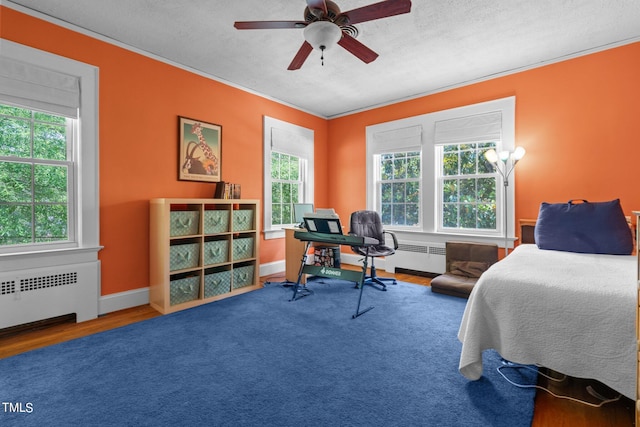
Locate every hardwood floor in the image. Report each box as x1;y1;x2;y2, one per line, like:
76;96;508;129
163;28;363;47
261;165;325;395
0;269;634;426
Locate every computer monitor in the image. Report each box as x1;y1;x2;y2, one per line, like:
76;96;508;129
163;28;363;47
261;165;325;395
293;203;314;227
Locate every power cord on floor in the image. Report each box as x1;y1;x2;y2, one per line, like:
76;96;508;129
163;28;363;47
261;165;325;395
497;362;622;408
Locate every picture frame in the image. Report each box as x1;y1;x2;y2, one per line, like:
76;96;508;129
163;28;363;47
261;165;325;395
178;116;222;182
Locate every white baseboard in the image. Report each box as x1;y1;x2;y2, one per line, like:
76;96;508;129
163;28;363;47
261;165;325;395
97;257;380;316
99;287;149;316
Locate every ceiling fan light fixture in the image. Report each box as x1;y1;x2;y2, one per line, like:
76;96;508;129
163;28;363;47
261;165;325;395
303;21;342;51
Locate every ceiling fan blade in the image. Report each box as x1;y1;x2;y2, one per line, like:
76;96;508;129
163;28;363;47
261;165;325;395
234;21;307;30
288;41;314;70
339;0;412;25
338;34;379;64
306;0;328;18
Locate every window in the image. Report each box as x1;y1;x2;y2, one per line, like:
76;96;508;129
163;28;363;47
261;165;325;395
263;116;313;240
378;151;420;226
0;39;98;263
366;97;515;247
0;104;75;247
270;151;303;227
438;142;497;231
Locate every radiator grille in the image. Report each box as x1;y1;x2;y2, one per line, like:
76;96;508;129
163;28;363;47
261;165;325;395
20;272;78;292
397;243;446;256
1;280;16;295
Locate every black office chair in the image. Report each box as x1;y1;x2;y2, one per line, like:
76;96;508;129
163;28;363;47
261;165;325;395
349;210;399;291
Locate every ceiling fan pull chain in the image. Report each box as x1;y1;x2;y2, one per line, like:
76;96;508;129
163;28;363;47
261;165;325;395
320;45;325;66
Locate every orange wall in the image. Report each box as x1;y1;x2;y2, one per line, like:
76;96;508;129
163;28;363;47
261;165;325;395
1;7;329;295
328;42;640;240
4;6;640;296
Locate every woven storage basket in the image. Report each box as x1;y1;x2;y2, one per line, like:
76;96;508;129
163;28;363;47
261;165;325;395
204;210;229;234
169;243;200;271
232;237;254;261
204;270;231;298
232;265;255;289
232;210;254;232
170;211;199;237
170;275;200;305
204;240;229;265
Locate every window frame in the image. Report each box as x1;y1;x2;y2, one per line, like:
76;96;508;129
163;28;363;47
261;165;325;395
0;39;100;268
366;97;516;248
262;116;314;240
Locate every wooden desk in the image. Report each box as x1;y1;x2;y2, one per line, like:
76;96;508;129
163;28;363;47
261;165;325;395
285;227;307;283
290;230;378;318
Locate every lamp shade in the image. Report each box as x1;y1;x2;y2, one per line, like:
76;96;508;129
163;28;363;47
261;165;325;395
303;21;342;51
512;146;526;161
484;149;498;164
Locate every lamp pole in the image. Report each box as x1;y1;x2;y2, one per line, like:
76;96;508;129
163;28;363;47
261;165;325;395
484;147;526;257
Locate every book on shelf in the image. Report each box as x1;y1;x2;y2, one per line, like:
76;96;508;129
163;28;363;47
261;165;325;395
213;181;241;199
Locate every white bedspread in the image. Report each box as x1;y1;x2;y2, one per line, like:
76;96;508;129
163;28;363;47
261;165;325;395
458;244;636;399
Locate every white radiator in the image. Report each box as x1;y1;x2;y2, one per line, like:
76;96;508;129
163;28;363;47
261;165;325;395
0;261;100;329
386;241;446;274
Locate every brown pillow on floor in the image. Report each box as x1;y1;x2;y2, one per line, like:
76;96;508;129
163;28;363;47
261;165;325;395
450;261;488;278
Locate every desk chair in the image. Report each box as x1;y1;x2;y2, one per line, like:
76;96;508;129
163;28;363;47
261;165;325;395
349;210;398;291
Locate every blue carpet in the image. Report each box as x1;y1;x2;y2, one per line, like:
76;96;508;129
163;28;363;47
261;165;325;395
0;279;536;426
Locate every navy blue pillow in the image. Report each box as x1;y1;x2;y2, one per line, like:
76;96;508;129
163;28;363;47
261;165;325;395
534;199;633;255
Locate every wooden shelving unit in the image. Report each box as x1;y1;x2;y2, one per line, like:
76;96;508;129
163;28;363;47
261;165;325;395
149;198;260;314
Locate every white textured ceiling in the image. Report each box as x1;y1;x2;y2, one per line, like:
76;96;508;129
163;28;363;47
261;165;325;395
6;0;640;118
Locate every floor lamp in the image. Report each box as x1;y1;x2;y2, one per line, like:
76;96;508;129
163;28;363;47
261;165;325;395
484;147;526;256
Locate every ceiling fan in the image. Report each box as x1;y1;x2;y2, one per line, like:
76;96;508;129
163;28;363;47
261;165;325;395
234;0;412;70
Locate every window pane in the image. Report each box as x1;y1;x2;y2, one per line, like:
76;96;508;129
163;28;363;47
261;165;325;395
0;105;30;118
281;154;290;180
0;117;30;157
34;122;66;160
406;181;420;203
281;203;292;225
392;182;405;203
34;111;65;124
407;153;420;179
381;183;392;203
282;183;292;204
442;179;457;203
460;149;476;175
477;203;496;229
460;204;477;228
271;153;280;179
271;182;281;202
460;179;476;203
381;156;393;180
393;155;406;179
288;156;299;180
35;204;67;242
0;161;32;203
477;177;496;202
443;204;458;228
442;152;458;176
381;204;391;224
34;165;67;203
0;204;32;245
271;203;281;225
392;204;406;226
406;204;419;226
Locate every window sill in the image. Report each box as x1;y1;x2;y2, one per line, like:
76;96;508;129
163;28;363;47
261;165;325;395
0;246;104;273
388;229;517;249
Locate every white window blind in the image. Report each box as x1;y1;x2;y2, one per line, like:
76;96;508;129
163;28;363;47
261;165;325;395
0;56;80;118
271;127;312;158
434;112;501;145
371;125;422;153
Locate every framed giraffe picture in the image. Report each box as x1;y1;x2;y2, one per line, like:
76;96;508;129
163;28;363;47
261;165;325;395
178;116;222;182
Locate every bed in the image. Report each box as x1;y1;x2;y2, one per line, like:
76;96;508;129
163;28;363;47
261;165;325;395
457;243;636;400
